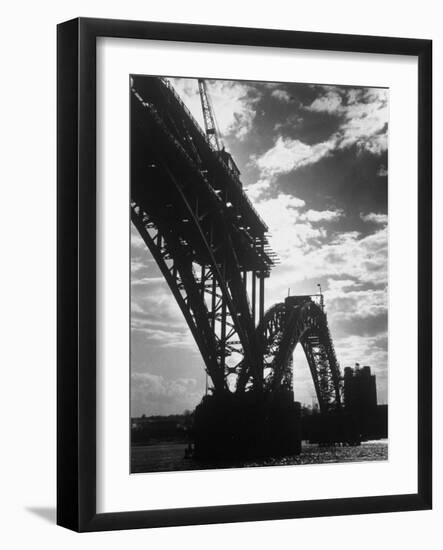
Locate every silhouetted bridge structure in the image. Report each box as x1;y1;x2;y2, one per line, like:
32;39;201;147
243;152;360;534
131;76;344;458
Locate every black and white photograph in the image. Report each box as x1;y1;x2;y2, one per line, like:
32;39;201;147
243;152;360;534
130;75;389;473
0;1;436;543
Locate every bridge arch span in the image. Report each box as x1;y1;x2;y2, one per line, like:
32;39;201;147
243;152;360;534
259;297;342;412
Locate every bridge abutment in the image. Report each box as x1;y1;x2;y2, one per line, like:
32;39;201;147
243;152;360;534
192;392;301;462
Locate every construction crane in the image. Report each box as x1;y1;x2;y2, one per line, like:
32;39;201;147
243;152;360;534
198;79;241;181
198;79;222;152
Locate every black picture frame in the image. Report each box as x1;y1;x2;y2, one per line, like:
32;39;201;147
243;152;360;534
57;17;432;532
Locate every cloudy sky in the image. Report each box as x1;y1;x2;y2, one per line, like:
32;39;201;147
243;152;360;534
131;77;388;416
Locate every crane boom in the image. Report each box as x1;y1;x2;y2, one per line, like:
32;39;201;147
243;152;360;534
198;79;221;152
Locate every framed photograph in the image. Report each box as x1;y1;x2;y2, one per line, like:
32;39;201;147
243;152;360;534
57;17;432;531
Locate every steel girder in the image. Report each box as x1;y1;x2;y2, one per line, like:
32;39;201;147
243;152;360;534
131;84;264;393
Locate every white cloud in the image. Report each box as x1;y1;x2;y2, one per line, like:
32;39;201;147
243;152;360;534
320;228;388;285
131;226;146;249
130;233;200;352
131;258;147;275
252;193;324;258
324;279;387;321
336;333;387;370
271;89;292;102
377;164;388;177
360;212;388;225
253;87;388;181
208;80;260;140
283;87;389;164
243;189;386;333
306;90;342;113
263;217;388;311
131;276;166;286
274;113;303;132
299;209;343;223
131;281;198;351
131;372;202;416
168;77;260;141
244;178;272;202
254;136;336;178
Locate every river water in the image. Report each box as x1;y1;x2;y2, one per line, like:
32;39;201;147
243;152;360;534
131;439;388;474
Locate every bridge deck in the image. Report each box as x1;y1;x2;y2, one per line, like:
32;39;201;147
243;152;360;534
131;75;276;275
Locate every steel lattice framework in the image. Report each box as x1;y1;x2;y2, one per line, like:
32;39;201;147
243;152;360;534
131;75;342;408
259;297;342;411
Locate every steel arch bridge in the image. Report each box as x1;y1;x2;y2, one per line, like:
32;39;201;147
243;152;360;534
131;75;342;411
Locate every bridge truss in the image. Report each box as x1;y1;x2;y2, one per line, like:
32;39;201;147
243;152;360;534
131;75;342;410
260;297;342;411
